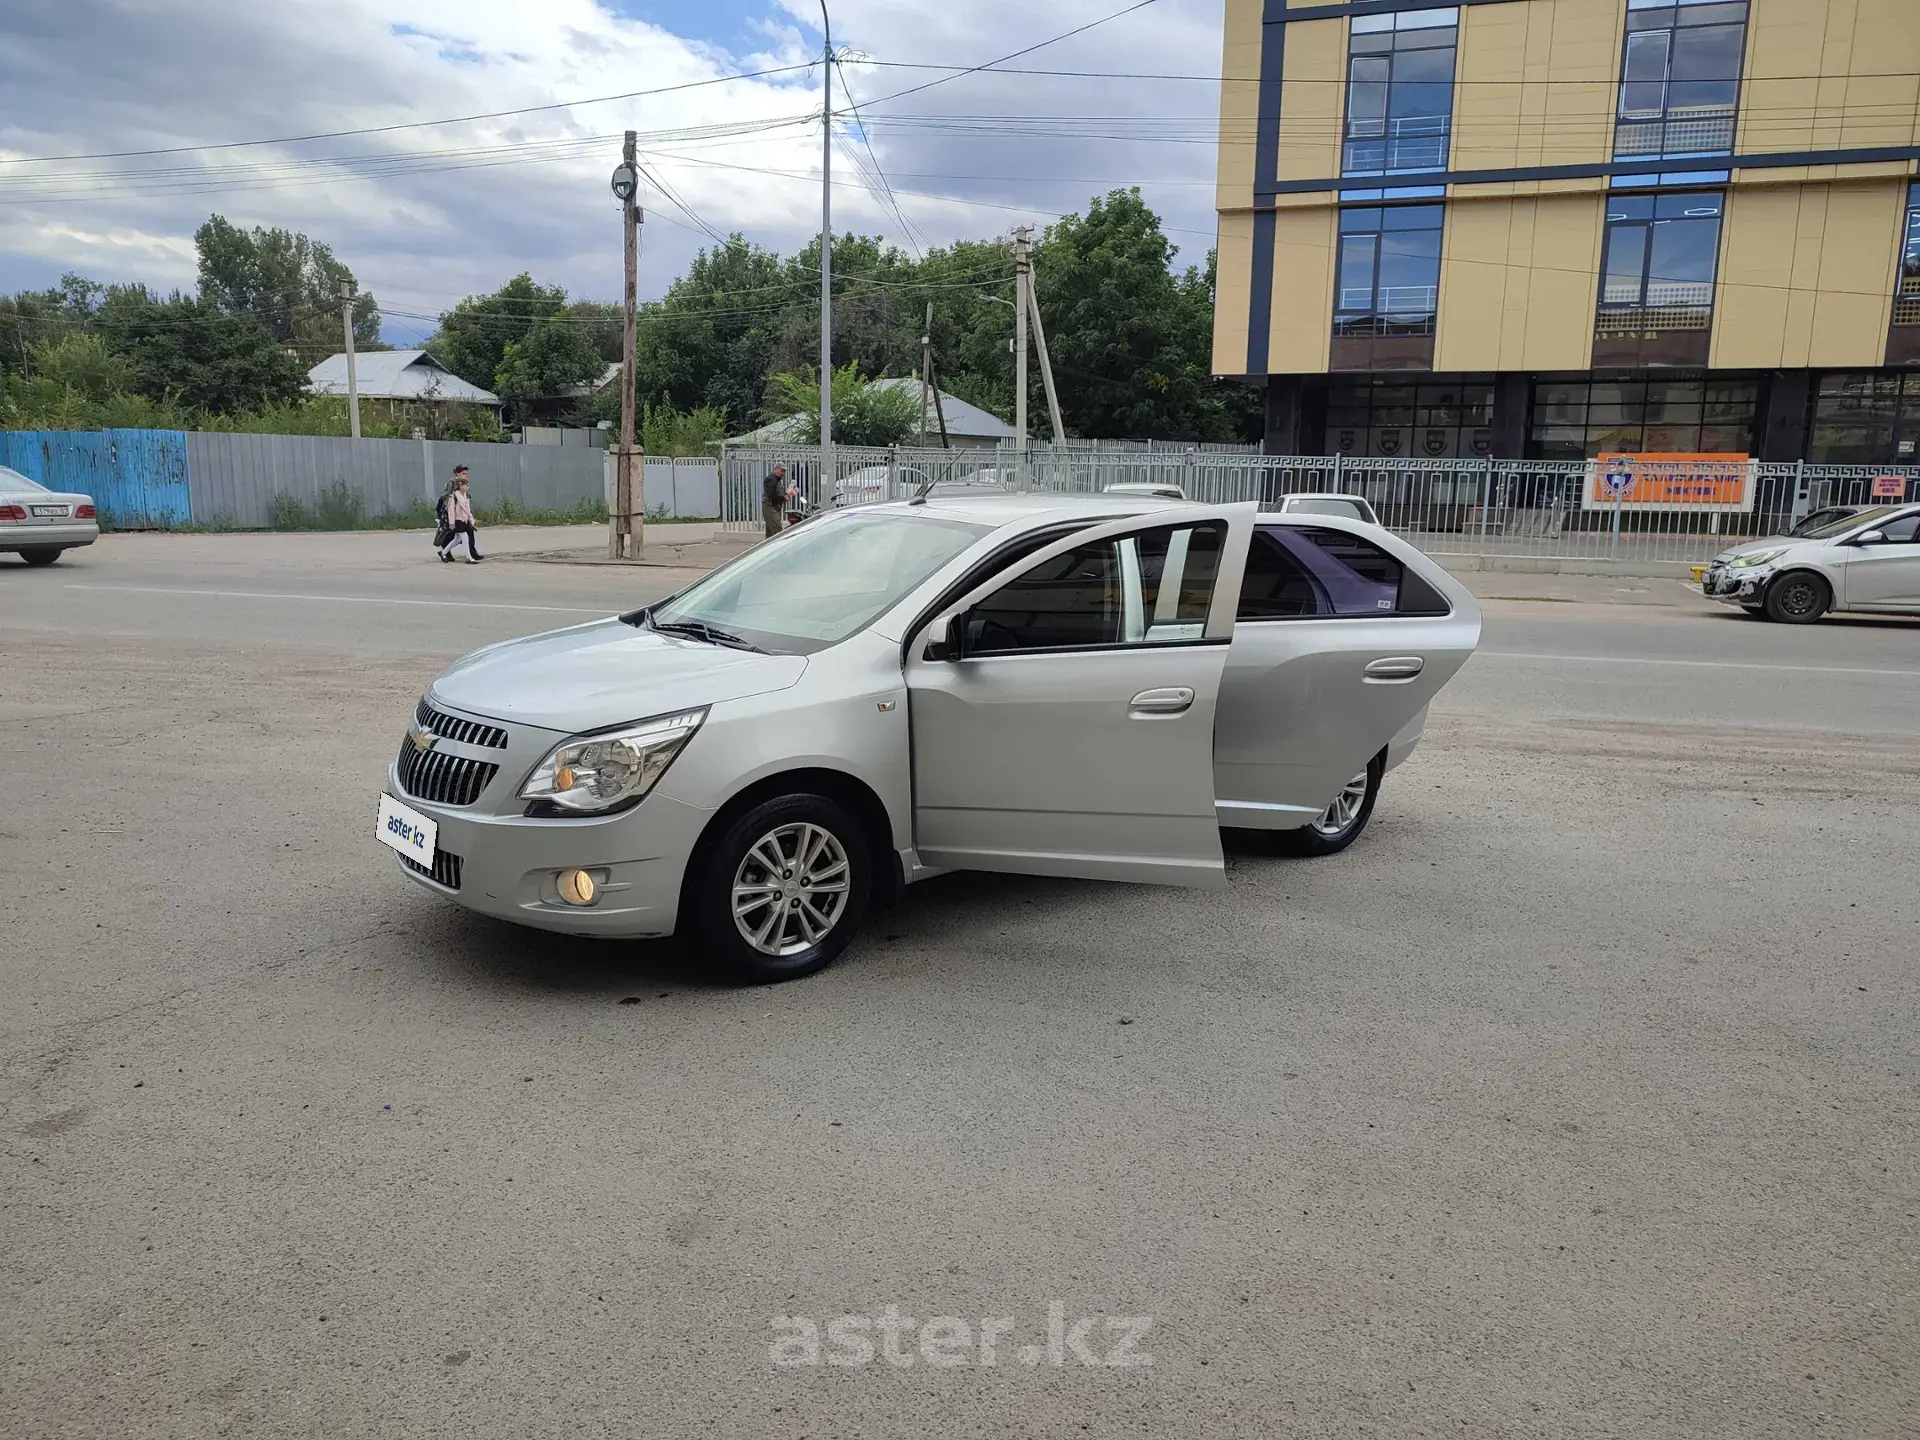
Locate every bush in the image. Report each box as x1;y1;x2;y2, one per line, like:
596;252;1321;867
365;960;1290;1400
313;479;366;529
269;492;313;530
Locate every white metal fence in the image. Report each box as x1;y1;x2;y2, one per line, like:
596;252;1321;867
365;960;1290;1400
720;445;1920;566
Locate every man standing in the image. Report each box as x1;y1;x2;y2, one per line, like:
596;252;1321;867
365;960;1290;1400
761;463;793;538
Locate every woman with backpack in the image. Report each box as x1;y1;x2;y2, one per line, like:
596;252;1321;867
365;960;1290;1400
435;466;484;563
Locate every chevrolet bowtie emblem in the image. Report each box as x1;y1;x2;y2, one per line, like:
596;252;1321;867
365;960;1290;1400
410;725;438;752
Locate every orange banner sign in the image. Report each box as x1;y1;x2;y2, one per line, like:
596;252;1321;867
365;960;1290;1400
1588;453;1754;511
1870;475;1907;499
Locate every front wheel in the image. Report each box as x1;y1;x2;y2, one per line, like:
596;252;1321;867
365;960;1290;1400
1764;570;1830;624
18;547;62;567
690;794;872;983
1274;754;1385;857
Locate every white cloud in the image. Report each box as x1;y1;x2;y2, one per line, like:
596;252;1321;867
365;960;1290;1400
0;0;1226;338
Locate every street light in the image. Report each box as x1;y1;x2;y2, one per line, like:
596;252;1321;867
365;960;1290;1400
610;162;638;205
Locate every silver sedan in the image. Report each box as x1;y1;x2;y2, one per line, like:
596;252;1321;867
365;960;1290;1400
378;496;1482;981
1701;503;1920;622
0;466;99;565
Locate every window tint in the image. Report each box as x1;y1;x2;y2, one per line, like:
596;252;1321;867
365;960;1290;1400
1877;513;1920;543
1236;526;1450;620
964;523;1225;655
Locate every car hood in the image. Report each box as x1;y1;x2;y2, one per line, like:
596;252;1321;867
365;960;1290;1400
1712;535;1807;563
429;618;806;734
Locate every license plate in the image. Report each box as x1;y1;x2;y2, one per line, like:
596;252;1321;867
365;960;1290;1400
30;504;67;517
376;793;437;863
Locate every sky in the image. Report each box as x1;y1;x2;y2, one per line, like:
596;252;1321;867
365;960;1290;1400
0;0;1229;347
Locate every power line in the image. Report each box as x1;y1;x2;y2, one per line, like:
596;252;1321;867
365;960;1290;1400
833;55;930;260
0;65;820;166
856;0;1167;111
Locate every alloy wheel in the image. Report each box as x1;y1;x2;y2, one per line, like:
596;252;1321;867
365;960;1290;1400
1311;772;1371;837
731;822;852;957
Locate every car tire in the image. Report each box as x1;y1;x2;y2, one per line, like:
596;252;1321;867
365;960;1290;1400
691;793;872;983
1763;570;1830;624
1273;752;1385;858
19;547;62;567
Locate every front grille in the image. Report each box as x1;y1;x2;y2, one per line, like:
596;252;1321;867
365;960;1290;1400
417;699;508;750
400;847;463;890
396;740;499;807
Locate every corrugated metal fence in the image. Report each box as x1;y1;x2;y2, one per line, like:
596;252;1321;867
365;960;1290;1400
0;429;607;528
0;430;192;526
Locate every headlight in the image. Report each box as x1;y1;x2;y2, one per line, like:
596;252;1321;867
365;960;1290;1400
519;709;706;815
1729;548;1787;569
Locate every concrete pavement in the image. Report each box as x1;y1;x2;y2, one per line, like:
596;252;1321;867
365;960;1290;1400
3;532;1916;1439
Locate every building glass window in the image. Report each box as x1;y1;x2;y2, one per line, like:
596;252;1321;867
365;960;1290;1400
1888;184;1920;365
1809;373;1920;463
1529;376;1756;458
1326;376;1493;458
1331;204;1444;371
1614;0;1748;161
1593;190;1723;367
1343;7;1459;180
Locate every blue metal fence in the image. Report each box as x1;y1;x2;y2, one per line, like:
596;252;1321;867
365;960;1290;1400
0;429;192;527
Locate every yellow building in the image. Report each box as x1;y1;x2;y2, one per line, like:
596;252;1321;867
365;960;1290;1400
1212;0;1920;461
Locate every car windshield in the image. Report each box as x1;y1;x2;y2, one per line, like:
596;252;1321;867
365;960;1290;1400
0;466;49;494
1287;497;1368;521
647;510;989;654
1795;505;1901;540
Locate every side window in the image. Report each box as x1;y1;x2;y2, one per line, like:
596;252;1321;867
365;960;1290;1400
1878;513;1920;543
1236;526;1451;620
964;523;1224;655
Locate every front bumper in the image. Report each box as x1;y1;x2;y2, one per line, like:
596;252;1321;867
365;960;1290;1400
382;703;718;938
1;522;98;551
1701;562;1771;605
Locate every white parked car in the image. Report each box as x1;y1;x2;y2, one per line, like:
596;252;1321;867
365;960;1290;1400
379;495;1481;981
0;466;98;565
1701;503;1920;621
1274;491;1382;526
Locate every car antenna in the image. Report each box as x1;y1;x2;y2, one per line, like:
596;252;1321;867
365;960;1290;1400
908;473;938;506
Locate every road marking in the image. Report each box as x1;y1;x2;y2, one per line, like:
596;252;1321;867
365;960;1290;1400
64;584;608;615
1477;650;1920;679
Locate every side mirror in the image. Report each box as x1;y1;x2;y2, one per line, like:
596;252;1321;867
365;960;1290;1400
1853;529;1887;546
922;615;963;662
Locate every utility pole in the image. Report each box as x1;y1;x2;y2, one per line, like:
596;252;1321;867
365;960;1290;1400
610;134;642;560
819;4;834;505
1026;264;1066;445
339;279;361;440
920;301;933;447
1013;228;1031;465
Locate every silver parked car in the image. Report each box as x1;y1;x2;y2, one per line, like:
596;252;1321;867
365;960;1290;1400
0;466;98;565
378;496;1481;981
1701;503;1920;622
1274;491;1382;526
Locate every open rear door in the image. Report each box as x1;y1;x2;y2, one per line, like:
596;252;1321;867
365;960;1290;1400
904;504;1255;887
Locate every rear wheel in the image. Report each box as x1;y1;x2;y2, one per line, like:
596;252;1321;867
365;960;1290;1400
1274;753;1385;857
1764;570;1830;624
690;793;872;983
19;547;61;567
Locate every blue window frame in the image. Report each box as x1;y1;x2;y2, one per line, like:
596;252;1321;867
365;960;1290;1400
1342;7;1459;180
1896;183;1920;329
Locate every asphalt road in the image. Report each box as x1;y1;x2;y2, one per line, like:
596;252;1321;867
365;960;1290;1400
4;531;1916;1439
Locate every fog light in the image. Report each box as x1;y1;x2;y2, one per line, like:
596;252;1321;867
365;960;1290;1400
557;869;597;906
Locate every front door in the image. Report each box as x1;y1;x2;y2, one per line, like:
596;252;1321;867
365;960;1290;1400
1839;512;1920;607
905;505;1255;887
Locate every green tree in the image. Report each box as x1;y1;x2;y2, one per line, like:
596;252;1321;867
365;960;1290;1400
194;215;381;364
431;272;571;392
94;285;306;414
764;363;923;447
1026;189;1248;442
492;318;607;424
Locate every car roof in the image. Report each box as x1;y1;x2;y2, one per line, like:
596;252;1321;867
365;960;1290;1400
867;492;1192;527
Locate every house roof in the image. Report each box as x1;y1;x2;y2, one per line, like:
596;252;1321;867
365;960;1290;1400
307;350;501;405
728;378;1016;443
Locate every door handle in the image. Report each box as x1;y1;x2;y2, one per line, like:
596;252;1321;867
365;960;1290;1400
1129;687;1194;715
1363;656;1425;683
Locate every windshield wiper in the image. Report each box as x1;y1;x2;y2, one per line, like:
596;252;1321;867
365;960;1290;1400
646;616;768;653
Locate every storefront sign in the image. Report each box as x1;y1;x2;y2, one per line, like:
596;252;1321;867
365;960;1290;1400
1587;453;1755;511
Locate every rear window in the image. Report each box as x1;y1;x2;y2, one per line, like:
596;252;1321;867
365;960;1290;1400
1285;497;1369;522
1237;525;1449;620
0;466;49;493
